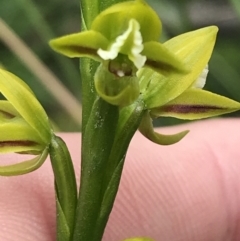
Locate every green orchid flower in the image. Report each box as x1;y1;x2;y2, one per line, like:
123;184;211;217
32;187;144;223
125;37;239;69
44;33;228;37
138;26;240;145
0;69;52;176
49;0;240;143
50;0;188;106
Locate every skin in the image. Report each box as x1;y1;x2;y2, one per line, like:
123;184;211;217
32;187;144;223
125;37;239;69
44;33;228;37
0;118;240;241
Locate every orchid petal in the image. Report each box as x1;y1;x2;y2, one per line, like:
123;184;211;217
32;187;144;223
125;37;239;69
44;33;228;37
98;19;146;70
193;65;208;89
142;41;188;75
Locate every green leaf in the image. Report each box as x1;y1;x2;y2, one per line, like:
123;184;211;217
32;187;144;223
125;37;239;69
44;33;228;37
94;64;140;106
49;135;77;238
142;41;188;75
49;30;109;61
139;111;189;145
0;69;51;144
56;197;71;241
0;147;48;176
140;26;218;109
150;88;240;120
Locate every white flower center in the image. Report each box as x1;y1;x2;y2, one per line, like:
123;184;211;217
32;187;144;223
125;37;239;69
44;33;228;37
97;19;147;73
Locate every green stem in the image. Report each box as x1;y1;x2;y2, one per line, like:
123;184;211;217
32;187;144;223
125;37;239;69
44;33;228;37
73;97;145;241
49;135;78;240
74;1;135;241
73;97;119;241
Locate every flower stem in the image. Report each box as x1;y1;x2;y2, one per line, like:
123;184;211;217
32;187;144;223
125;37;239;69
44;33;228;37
73;96;145;241
73;97;119;241
73;1;139;240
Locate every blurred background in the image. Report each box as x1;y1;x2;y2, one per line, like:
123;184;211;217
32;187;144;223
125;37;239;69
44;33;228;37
0;0;240;131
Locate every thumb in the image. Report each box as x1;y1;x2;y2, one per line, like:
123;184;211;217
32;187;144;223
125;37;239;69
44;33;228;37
103;118;240;241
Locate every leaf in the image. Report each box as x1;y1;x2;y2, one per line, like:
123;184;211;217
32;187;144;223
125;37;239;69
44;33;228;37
49;135;77;237
150;88;240;120
56;197;71;241
139;111;189;145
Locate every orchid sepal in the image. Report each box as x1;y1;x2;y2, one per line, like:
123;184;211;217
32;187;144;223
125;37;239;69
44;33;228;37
0;147;48;176
0;69;52;144
49;30;109;61
90;0;161;43
150;88;240;120
0;118;46;154
139;111;189;145
139;26;218;109
0;100;21;119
